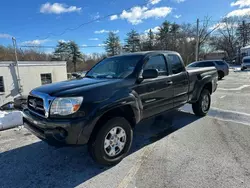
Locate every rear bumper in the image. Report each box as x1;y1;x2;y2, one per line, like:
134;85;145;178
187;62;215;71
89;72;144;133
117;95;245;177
242;64;250;68
224;69;229;76
23;109;89;146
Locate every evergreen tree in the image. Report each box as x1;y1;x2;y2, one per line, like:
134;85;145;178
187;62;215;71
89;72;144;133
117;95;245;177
125;29;141;52
53;41;83;72
104;32;121;56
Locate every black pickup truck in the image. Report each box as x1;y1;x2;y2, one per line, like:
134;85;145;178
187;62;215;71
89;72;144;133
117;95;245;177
23;51;218;165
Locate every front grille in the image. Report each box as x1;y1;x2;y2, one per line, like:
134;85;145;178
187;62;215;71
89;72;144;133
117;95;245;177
28;96;45;117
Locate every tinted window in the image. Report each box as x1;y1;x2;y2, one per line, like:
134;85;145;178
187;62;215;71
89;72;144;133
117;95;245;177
197;62;205;67
0;76;5;92
41;73;52;85
168;54;184;74
144;55;167;75
187;62;198;67
215;61;225;65
243;59;250;63
194;61;214;67
203;61;215;67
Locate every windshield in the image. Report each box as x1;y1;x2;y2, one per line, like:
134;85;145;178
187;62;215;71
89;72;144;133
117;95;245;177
85;55;142;79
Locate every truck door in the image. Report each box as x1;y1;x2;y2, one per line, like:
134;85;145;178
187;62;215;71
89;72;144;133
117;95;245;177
135;54;174;119
167;54;189;107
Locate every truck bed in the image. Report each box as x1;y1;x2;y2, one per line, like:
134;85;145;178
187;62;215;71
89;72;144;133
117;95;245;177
186;67;217;76
186;67;218;102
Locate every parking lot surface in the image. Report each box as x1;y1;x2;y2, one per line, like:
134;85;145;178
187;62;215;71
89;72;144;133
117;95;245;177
1;68;250;188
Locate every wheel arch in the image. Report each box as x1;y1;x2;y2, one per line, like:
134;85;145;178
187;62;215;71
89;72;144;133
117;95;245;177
203;82;212;94
190;77;213;103
88;104;138;144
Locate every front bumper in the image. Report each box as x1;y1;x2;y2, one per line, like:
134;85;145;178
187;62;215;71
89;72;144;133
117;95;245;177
23;109;89;146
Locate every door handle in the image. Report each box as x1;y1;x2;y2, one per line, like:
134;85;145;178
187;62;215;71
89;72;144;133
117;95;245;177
166;81;173;85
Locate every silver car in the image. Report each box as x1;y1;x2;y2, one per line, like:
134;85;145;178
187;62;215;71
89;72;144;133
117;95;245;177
187;60;229;80
241;56;250;71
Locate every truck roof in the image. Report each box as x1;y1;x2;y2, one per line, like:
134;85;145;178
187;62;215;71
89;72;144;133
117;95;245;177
112;51;179;58
195;60;224;63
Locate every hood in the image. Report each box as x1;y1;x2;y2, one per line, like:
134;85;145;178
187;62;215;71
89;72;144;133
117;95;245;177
32;78;120;96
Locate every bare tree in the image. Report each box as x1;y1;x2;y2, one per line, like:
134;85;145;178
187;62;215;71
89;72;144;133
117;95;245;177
237;20;250;47
210;17;239;60
178;24;197;64
197;17;221;59
0;45;52;61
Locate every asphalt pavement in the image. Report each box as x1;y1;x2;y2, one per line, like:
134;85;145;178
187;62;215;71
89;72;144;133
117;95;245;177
1;68;250;188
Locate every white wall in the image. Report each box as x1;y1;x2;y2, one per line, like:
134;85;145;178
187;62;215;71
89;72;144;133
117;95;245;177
0;61;67;105
0;65;15;105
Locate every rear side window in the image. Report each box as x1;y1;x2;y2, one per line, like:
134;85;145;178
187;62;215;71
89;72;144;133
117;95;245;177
168;54;185;74
195;62;205;67
0;76;5;92
194;61;214;67
203;61;215;67
144;55;168;75
215;61;225;65
187;62;198;67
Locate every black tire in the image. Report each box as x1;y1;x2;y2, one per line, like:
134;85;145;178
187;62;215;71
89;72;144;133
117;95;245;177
88;117;133;166
218;71;224;80
241;67;246;71
192;89;211;116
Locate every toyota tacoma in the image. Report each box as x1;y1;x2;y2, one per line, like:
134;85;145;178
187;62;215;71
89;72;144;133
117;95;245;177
23;51;218;165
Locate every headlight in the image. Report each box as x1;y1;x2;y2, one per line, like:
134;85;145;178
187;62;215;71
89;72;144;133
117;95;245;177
50;97;83;116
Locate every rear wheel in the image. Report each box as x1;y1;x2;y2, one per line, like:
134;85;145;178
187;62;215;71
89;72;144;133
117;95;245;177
88;117;133;166
192;89;211;116
218;71;224;80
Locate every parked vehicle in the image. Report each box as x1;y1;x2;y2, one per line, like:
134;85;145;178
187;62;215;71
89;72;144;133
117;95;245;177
241;56;250;71
187;60;229;80
14;95;28;110
23;51;218;166
0;102;14;111
0;96;27;111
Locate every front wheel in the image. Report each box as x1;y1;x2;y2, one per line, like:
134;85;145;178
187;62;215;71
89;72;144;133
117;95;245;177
88;117;133;166
192;89;211;116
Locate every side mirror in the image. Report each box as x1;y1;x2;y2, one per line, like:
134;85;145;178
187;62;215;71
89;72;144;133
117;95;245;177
72;72;81;78
142;69;158;79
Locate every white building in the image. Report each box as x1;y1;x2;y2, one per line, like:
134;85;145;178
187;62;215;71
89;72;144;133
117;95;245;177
204;50;228;60
0;61;67;105
241;45;250;57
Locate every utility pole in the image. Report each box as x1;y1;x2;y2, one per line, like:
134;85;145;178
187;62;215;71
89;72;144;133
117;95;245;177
195;18;200;61
12;37;22;94
243;20;246;47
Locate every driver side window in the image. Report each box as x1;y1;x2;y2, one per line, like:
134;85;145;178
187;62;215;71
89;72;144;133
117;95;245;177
144;55;168;76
